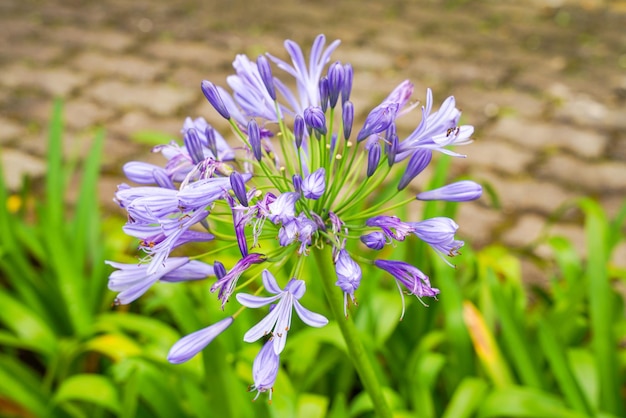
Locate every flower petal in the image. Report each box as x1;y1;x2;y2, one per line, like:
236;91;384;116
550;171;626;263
236;293;280;308
293;300;328;328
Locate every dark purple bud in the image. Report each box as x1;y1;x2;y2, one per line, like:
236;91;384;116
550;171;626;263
201;80;230;120
257;55;276;101
184;128;204;164
230;172;248;207
214;261;227;280
328;61;344;109
319;77;329;113
248;119;262;161
292;174;303;194
304;106;327;138
367;142;381;177
342;101;354;141
398;149;432;191
205;126;218;159
360;232;386;250
294;115;305;148
342;63;353;105
386;133;398;167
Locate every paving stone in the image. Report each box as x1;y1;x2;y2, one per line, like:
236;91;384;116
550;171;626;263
488;117;608;158
535;222;587;260
0;40;64;65
611;241;626;270
72;52;167;82
501;213;545;248
453;86;547;121
457;139;535;175
63;99;115;130
87;80;196;116
48;26;136;52
143;40;234;69
108;110;185;138
1;63;91;96
536;154;626;192
0;149;47;190
455;201;505;248
476;171;577;215
552;94;611;128
0;117;25;144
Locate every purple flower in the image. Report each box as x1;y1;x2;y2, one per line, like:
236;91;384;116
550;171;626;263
167;317;234;364
228;55;278;121
302;168;326;200
268;34;341;113
107;257;214;305
237;270;328;354
396;89;473;161
374;259;440;319
177;177;234;210
268;192;300;223
334;250;361;316
397;149;432;190
410;217;464;264
249;340;280;402
211;253;265;308
417;180;482;202
360;231;386;250
366;215;414;242
201;80;231;120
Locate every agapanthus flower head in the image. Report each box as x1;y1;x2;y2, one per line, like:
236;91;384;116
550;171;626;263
109;33;480;400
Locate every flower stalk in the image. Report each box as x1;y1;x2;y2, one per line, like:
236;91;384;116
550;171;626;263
314;245;393;418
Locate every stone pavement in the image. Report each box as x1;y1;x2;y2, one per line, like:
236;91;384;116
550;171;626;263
1;0;626;280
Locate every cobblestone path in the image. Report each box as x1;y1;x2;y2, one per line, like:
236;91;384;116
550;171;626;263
1;0;625;280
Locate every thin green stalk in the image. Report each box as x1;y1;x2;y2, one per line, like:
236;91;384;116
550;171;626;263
313;246;393;418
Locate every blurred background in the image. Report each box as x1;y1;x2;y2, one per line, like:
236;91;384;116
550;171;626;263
1;0;625;417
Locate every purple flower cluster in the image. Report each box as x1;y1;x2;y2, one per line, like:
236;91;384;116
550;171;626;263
108;34;481;400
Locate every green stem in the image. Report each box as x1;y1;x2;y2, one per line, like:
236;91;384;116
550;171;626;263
313;246;393;418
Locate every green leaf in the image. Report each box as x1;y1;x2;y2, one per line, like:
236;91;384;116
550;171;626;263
0;354;49;418
477;386;587;418
579;198;624;416
130;130;174;145
441;377;489;418
0;291;57;357
53;374;121;414
296;393;329;418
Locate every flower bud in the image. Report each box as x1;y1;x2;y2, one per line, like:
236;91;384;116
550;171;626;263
398;149;432;190
201;80;230;120
230;172;248;207
367;142;381;177
256;55;276;100
294;115;305;148
248;119;262;161
328;61;344;109
342;101;354;141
